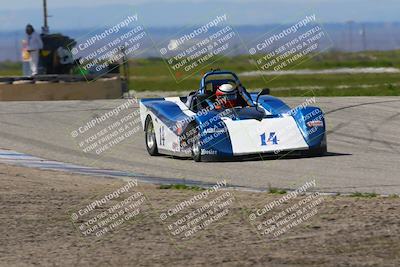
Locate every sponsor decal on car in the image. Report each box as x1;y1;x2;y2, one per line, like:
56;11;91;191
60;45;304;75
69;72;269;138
203;127;227;134
201;149;218;155
306;120;323;127
172;142;179;151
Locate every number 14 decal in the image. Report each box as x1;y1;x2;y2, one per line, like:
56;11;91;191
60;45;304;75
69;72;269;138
260;132;279;146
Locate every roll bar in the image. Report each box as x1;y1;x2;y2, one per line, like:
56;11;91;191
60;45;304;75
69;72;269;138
199;70;241;94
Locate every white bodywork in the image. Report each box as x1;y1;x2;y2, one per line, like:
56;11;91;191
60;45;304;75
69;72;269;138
140;99;189;155
141;98;309;156
222;116;308;155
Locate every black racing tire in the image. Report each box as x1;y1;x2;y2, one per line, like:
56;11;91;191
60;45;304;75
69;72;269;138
307;146;327;157
144;116;159;156
306;133;327;157
191;130;202;162
185;124;201;162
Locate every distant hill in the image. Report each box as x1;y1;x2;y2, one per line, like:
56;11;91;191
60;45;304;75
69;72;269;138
2;22;400;62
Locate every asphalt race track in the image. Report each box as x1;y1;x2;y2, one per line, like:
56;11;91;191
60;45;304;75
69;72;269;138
0;97;399;195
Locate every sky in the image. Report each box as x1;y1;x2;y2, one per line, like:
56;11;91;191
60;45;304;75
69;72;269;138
0;0;399;31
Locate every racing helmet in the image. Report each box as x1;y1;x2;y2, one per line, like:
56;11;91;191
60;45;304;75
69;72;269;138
215;83;238;108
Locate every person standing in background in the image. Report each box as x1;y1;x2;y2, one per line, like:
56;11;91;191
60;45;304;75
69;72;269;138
25;24;43;76
21;40;31;76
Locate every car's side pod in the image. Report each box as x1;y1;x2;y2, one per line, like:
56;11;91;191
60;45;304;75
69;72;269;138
292;106;326;149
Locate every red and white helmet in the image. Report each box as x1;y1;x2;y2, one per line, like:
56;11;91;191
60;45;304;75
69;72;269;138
216;83;238;108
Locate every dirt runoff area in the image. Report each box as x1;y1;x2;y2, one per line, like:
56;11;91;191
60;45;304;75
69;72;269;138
0;163;399;267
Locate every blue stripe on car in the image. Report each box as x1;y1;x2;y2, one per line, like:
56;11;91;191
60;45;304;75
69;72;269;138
141;98;192;135
195;110;234;157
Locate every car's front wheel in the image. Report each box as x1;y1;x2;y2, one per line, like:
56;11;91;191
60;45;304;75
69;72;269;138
145;116;159;156
185;124;201;162
191;129;202;162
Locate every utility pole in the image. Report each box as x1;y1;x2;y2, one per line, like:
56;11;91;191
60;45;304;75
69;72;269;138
346;20;354;51
42;0;49;34
361;24;367;51
15;32;19;61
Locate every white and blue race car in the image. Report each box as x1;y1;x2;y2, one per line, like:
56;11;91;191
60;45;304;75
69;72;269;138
140;70;327;162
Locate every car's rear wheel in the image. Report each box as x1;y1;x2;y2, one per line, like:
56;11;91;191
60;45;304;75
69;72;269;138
145;116;159;156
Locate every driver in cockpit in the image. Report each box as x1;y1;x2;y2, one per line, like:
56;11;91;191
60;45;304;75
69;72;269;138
214;84;241;109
